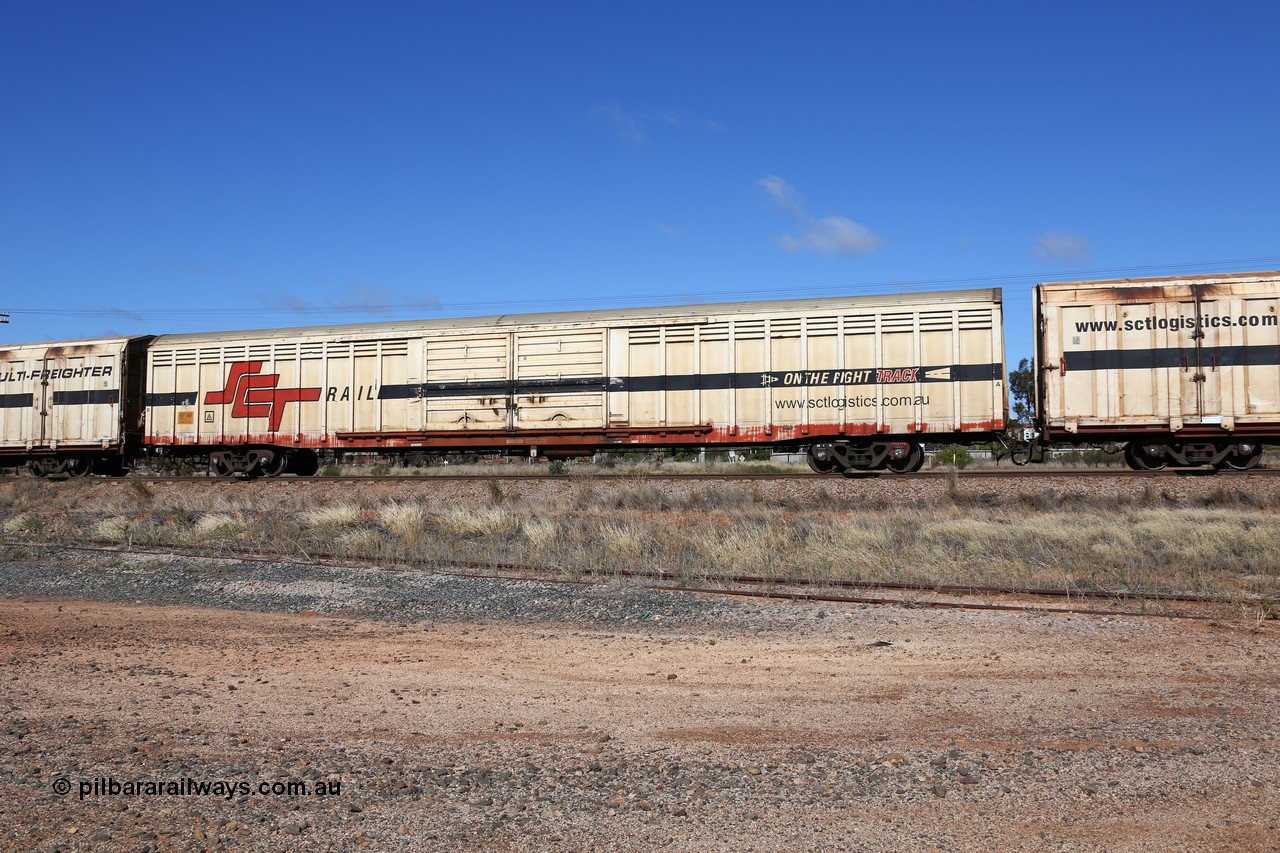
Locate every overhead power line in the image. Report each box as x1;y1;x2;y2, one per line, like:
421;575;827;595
3;254;1280;321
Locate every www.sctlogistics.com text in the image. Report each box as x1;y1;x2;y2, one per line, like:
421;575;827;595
52;776;342;801
774;394;930;410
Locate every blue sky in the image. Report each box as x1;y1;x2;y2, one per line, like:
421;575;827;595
2;1;1278;365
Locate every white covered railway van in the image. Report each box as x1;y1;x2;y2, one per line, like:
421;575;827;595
144;289;1007;476
0;336;151;476
1035;271;1280;469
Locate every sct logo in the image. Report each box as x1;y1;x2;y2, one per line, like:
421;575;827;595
206;361;322;432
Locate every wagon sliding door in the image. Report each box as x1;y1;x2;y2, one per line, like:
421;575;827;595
423;334;511;429
512;329;607;429
41;346;123;448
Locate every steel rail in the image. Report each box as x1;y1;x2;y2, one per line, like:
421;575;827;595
6;466;1278;484
646;585;1222;621
11;541;1270;620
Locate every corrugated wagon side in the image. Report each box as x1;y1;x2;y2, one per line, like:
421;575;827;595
1034;270;1280;469
143;289;1007;477
0;336;152;476
144;320;623;476
607;289;1007;474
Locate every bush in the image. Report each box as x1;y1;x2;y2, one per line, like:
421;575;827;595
934;446;973;469
320;466;341;477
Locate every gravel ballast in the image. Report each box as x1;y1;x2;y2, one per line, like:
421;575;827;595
1;549;1277;851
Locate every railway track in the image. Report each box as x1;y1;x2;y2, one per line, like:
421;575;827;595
24;541;1272;622
7;466;1279;483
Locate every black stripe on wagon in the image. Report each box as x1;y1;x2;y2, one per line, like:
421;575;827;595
146;392;200;406
619;363;1003;392
378;377;614;400
0;393;34;409
52;389;120;405
377;363;1004;400
1063;344;1280;372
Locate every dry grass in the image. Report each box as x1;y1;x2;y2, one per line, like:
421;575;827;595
520;517;560;550
2;477;1279;604
433;505;519;537
302;502;366;531
380;502;426;544
180;513;246;544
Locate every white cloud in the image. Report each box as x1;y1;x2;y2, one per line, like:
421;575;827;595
593;101;647;145
778;216;882;256
593;103;697;145
759;175;805;216
758;176;882;257
1034;233;1092;265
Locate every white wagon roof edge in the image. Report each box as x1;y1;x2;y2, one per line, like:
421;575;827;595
1038;269;1280;289
148;287;1004;346
0;334;152;351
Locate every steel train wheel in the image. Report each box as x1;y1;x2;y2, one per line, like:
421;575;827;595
261;451;288;478
885;443;924;474
211;455;237;478
806;451;842;475
286;450;320;477
1123;443;1166;471
1216;444;1263;471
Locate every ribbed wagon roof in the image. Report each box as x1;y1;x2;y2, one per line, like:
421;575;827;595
0;335;149;351
1041;270;1279;288
150;288;1002;346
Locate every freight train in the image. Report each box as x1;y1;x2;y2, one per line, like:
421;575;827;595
0;271;1276;477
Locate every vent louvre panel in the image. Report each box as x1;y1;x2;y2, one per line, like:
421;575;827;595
806;316;838;335
665;325;696;344
630;327;661;345
919;311;954;332
735;320;765;340
845;315;875;335
204;347;245;363
699;323;730;342
770;318;801;338
959;308;994;330
879;312;914;333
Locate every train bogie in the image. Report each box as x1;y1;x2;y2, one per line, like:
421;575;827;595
1035;271;1280;469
